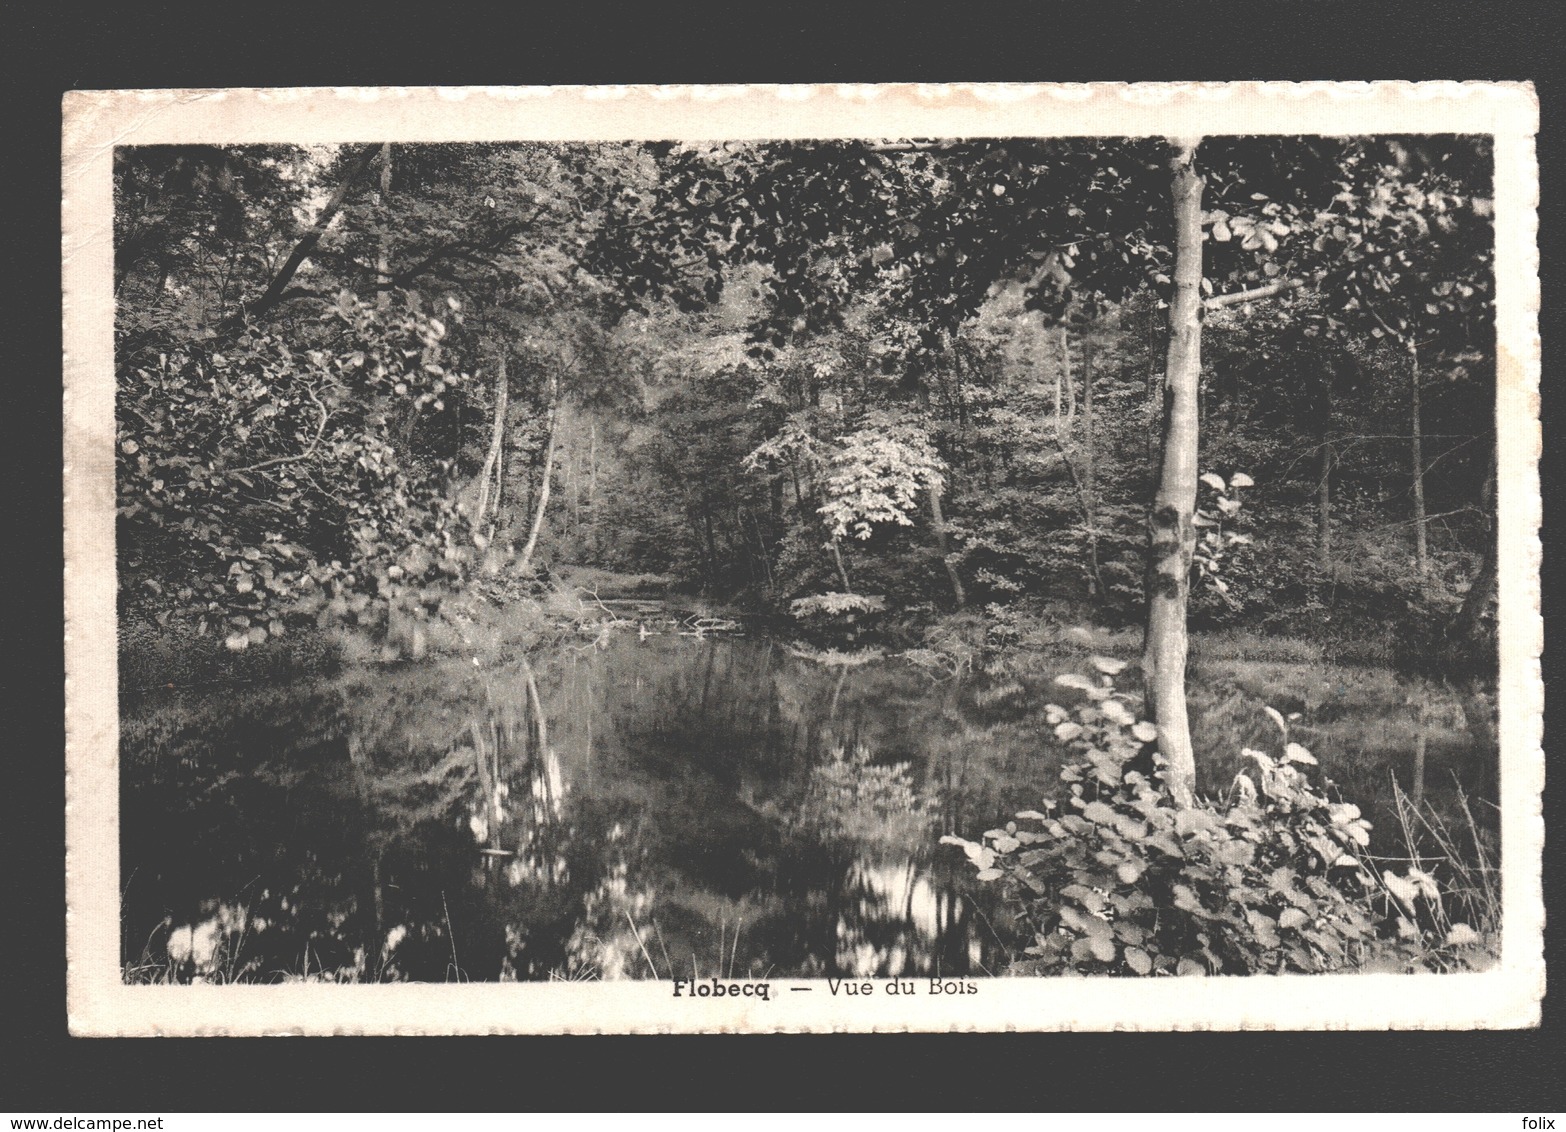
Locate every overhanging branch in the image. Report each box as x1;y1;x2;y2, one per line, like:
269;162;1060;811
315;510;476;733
222;144;382;332
1204;277;1305;309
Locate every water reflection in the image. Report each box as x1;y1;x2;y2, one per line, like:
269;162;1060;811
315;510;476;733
120;635;1495;982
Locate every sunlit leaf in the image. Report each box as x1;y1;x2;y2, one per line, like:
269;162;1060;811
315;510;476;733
1382;871;1419;908
1081;801;1119;827
1446;923;1481;946
1278;908;1309;931
1283;743;1317;766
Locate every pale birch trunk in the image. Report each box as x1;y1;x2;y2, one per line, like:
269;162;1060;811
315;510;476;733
1408;337;1430;577
1142;140;1204;808
474;352;508;541
516;368;560;575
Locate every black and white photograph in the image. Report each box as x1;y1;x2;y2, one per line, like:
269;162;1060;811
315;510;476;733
62;83;1542;1034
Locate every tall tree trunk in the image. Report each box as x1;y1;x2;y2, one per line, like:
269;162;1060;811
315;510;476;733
1082;330;1103;598
1411;732;1427;808
474;352;508;539
516;368;560;576
702;505;720;589
917;384;966;610
1315;358;1334;572
1146;301;1159;480
1317;439;1334;572
570;424;581;523
1408;337;1430;577
927;481;967;609
587;420;599;555
1053;342;1065;429
1142;140;1204;808
1059;327;1076;425
494;437;506;529
1451;441;1498;646
1452;537;1497;643
375;143;393;310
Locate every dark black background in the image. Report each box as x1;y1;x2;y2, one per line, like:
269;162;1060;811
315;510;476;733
5;0;1561;1112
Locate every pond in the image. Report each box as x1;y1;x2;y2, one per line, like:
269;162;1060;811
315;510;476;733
120;628;1498;982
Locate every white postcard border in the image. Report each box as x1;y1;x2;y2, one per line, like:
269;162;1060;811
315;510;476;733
63;82;1543;1035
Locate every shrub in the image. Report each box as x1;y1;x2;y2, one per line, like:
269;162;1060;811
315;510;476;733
765;742;935;849
118;292;474;651
787;591;888;643
943;665;1495;975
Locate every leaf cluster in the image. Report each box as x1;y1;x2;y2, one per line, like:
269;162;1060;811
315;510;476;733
944;665;1495;975
117;292;475;648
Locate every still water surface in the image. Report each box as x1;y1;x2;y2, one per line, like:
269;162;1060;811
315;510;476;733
120;631;1496;982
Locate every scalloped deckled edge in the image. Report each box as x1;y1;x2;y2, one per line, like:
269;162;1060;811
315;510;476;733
63;81;1541;1036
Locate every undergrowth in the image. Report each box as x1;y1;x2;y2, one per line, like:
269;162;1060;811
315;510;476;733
943;660;1498;976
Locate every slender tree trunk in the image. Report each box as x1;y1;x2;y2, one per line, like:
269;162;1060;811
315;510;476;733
916;384;966;610
1082;330;1102;598
927;482;966;609
1411;731;1427;808
702;505;720;589
586;420;599;556
516;368;560;576
746;506;775;593
474;352;508;539
570;424;581;523
1059;327;1076;425
831;538;853;593
1317;439;1334;572
522;654;548;760
1451;442;1498;646
1146;301;1159;480
224;143;381;331
1143;140;1205;808
1408;338;1430;577
1053;345;1064;429
375;143;393;310
494;437;506;530
1049;343;1105;603
1452;537;1498;641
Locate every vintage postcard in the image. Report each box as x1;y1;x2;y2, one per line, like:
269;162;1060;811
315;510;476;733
63;82;1541;1035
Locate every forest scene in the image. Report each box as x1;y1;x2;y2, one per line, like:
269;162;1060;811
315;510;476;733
114;134;1501;983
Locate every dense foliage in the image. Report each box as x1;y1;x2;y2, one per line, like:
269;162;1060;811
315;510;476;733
116;135;1499;900
116;138;1495;667
118;292;471;651
942;665;1497;975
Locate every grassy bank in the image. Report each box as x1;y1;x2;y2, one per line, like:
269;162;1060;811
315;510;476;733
119;568;1481;697
119;565;716;692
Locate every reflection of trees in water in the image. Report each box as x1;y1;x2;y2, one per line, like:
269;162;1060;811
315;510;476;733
121;636;1495;982
120;640;1043;981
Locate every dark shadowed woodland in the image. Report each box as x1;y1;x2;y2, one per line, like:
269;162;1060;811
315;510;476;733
114;136;1501;983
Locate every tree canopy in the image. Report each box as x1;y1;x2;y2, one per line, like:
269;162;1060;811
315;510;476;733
115;134;1496;790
